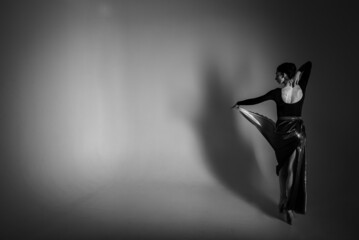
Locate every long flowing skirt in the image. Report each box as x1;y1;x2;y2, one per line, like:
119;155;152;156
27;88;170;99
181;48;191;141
238;108;307;214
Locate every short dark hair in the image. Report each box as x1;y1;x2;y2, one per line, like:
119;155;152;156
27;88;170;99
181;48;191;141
276;63;296;79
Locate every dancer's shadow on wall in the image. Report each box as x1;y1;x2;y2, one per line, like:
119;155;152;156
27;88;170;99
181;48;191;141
193;60;277;219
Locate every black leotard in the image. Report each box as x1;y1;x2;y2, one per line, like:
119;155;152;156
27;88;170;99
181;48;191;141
237;61;312;118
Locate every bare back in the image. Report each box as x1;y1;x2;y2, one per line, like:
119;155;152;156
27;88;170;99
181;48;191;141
281;85;303;104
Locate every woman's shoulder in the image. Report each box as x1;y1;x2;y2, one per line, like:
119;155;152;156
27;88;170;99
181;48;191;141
271;88;282;94
264;88;280;96
264;88;281;100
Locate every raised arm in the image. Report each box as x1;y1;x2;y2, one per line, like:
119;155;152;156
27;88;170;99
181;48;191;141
232;89;275;108
297;61;312;92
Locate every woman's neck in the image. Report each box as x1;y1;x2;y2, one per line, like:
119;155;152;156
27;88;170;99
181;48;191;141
283;79;294;88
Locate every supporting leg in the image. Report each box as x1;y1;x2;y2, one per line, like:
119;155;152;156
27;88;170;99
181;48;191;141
284;150;297;225
278;149;297;224
286;149;297;200
278;165;287;213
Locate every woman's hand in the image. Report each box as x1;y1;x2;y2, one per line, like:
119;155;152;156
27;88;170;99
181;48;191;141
231;102;240;109
294;71;302;85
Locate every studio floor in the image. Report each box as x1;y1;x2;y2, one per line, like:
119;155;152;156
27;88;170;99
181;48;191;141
1;174;353;240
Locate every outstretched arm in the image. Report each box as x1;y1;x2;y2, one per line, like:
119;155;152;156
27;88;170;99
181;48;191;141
296;61;312;92
232;89;275;109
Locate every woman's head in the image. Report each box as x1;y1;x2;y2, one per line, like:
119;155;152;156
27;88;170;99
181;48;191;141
275;62;296;84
